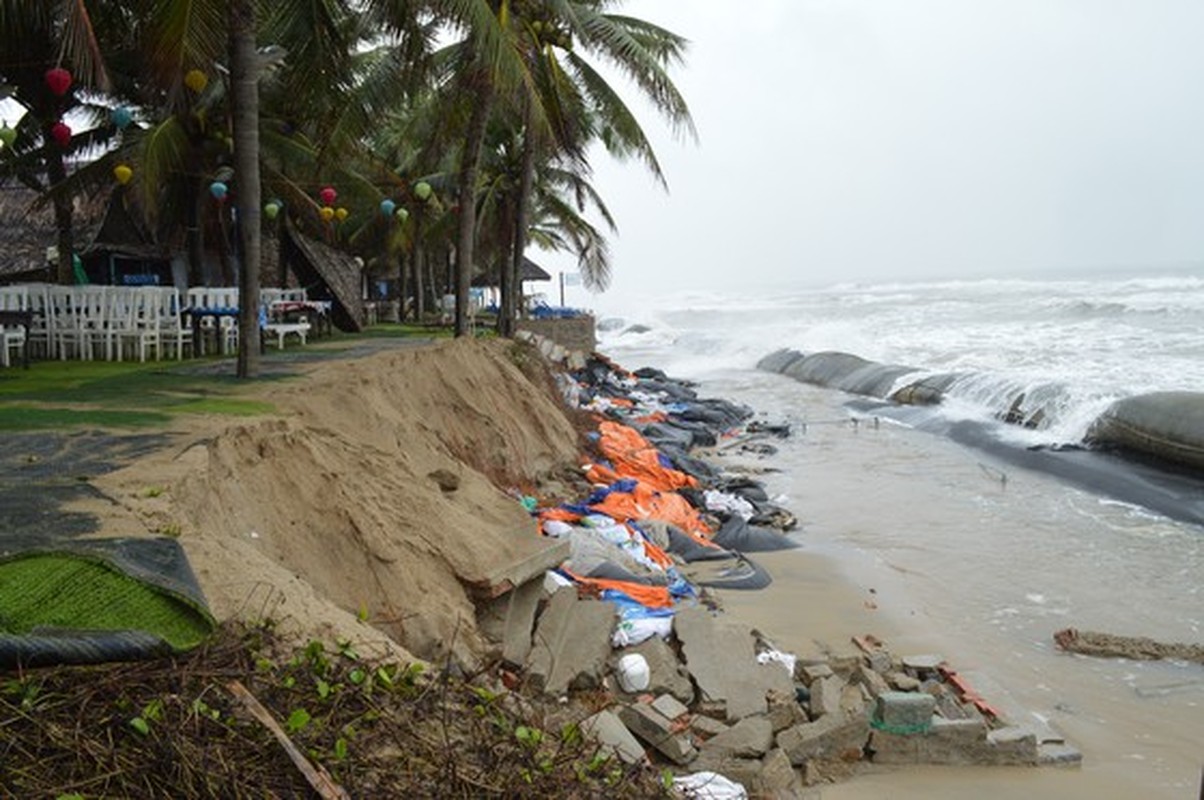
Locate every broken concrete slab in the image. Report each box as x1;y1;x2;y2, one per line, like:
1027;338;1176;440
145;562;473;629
612;636;694;704
777;712;870;766
618;703;698;765
700;716;774;759
902;654;944;673
887;671;921;692
525;589;614;695
500;578;544;667
675;607;793;722
580;709;646;765
690;714;730;739
759;747;804;796
766;689;807;733
651;694;690;722
799;662;833;684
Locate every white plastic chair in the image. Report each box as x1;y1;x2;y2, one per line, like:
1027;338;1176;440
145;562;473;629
114;288;162;362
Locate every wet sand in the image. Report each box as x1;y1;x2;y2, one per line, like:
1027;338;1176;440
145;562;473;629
699;369;1204;799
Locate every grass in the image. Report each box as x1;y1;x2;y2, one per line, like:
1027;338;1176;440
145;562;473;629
0;324;435;431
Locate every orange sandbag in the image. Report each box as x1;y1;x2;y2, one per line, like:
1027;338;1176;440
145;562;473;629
590;481;713;539
563;569;674;609
597;421;697;492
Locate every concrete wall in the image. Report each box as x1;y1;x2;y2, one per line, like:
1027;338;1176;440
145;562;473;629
515;316;596;354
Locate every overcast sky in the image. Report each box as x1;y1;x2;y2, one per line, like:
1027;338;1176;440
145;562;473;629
542;0;1204;301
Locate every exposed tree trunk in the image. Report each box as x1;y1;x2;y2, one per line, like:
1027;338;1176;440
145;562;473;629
412;208;425;320
454;76;495;337
230;0;261;378
497;198;515;336
185;174;205;285
45;146;73;284
396;250;408;321
506;114;537;338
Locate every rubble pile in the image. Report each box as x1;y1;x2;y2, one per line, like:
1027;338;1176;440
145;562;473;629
494;334;1079;796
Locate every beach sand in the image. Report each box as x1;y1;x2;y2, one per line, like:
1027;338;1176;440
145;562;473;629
59;340;1202;797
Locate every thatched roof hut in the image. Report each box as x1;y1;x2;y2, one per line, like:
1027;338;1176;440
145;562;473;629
0;181;108;284
281;222;364;332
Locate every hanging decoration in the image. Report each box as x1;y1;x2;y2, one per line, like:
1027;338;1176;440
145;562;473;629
209;180;228;201
319;206;335;222
49;121;71;147
184;69;209;93
110;107;133;129
44;68;72;97
379;198;396;216
264;200;282;220
319;186;337;206
335;207;349;222
0;124;15;148
395;207;409;223
113;164;133;185
413;181;432;201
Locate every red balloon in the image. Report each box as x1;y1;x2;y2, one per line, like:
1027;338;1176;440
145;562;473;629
319;186;337;206
45;67;72;96
50;121;72;147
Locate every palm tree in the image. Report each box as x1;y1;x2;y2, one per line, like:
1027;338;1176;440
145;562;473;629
229;0;262;377
0;0;111;283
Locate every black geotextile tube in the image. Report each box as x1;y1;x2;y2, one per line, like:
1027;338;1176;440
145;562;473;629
0;536;215;668
710;517;801;553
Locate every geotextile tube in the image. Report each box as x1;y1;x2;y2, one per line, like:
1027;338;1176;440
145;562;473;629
0;537;215;668
1086;392;1204;472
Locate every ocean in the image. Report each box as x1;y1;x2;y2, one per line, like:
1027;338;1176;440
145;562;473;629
586;269;1204;798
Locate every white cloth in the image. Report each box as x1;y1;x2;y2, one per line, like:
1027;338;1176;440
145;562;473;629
673;772;748;799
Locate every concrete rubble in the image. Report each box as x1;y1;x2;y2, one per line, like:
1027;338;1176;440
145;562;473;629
492;336;1082;793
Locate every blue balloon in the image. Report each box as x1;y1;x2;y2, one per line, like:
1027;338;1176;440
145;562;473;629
380;198;396;216
110;107;133;129
209;181;228;199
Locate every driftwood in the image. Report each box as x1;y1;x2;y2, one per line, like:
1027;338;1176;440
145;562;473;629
227;680;351;800
1053;628;1204;666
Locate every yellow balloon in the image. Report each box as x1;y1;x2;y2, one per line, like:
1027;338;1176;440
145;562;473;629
319;206;335;222
184;69;208;93
335;207;349;221
113;164;133;185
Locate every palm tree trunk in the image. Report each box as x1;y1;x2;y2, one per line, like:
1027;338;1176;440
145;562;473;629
454;76;494;337
230;0;261;378
412;208;425;320
506;116;536;338
497;198;514;335
45;147;73;284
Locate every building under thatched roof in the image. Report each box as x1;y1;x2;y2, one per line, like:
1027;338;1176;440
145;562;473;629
0;181;109;284
471;256;552;288
281;222;364;332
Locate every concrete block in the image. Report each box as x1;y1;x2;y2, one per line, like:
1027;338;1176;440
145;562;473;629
853;664;892;699
1038;742;1084;767
865;649;893;674
874;691;935;732
618;703;698;765
689;753;764;793
777;712;870;766
766;689;807;733
928;717;987;746
614;636;694;704
758;747;803;796
902;654;944;673
701;716;774;759
986;727;1039;765
840;682;868;718
500;578;544;667
690;714;730;739
525;589;614;695
887;671;921;692
799;662;833;684
580;710;646;765
651;694;690;722
867;729;921;765
809;675;843;719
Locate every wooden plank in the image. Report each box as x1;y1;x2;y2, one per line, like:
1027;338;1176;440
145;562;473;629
227;680;351;800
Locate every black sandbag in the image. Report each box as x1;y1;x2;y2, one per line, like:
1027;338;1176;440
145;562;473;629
666;527;735;562
639;422;695;450
586;561;669;587
663;419;718;448
658;444;719;481
692;556;773;591
633;367;669;381
716;477;769;503
710;517;800;553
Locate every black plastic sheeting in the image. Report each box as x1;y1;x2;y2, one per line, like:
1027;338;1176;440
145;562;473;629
710;517;800;554
0;536;215;668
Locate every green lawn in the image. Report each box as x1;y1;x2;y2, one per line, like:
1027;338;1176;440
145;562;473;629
0;324;440;431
